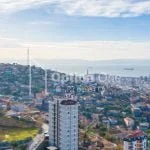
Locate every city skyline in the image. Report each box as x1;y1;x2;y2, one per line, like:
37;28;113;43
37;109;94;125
0;2;150;149
0;0;150;60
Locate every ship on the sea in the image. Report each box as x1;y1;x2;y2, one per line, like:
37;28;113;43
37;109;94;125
124;68;134;71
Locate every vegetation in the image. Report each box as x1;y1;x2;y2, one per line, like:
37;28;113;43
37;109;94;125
0;115;37;128
0;127;38;142
98;124;108;137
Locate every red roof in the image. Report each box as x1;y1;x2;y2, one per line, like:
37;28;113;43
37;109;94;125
127;130;145;138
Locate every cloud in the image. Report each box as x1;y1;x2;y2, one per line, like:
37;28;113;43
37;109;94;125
25;41;150;60
28;21;54;25
0;37;23;48
0;0;50;13
0;37;150;60
0;0;150;17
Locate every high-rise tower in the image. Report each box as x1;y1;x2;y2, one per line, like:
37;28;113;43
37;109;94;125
49;94;78;150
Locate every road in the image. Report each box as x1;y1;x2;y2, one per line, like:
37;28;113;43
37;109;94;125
28;123;49;150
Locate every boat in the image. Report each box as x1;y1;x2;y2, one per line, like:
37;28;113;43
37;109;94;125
124;68;134;71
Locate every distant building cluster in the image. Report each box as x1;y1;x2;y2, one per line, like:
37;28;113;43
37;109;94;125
0;63;149;150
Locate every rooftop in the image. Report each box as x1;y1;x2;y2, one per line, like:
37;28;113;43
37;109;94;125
124;130;147;142
60;100;77;105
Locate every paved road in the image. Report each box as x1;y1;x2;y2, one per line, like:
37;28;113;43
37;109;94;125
28;123;48;150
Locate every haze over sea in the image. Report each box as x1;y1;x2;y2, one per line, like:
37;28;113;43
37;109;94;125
1;59;150;77
48;65;150;77
24;59;150;77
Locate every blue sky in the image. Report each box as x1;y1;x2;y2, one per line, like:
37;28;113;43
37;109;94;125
0;0;150;60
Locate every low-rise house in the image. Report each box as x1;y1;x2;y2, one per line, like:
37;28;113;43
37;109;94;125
11;103;25;112
108;117;118;125
124;117;135;129
139;122;149;130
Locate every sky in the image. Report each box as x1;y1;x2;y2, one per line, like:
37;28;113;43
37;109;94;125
0;0;150;61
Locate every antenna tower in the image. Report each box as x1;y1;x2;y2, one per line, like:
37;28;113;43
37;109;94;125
45;69;48;95
27;48;32;97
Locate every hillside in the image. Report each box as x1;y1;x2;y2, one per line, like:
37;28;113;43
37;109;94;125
0;63;63;97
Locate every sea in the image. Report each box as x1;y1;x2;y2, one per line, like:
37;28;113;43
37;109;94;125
46;64;150;77
4;59;150;78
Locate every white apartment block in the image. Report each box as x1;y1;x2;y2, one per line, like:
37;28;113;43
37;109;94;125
123;130;147;150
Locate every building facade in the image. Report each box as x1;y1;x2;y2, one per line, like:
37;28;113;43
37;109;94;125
49;95;78;150
123;130;147;150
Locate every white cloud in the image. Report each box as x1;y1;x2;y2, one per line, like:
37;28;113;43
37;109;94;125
0;37;23;48
0;0;50;13
28;21;54;25
0;0;150;17
0;37;150;60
